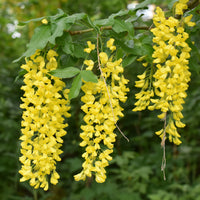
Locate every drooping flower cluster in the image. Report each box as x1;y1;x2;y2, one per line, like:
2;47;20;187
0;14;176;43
74;39;129;183
133;1;195;145
19;50;71;190
132;57;154;112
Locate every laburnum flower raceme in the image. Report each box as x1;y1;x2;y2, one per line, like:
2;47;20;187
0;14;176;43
19;49;71;190
74;39;129;183
133;0;195;145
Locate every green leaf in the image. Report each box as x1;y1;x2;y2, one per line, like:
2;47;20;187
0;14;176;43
49;17;72;45
94;10;129;27
112;19;134;37
65;13;87;24
116;40;134;53
27;25;51;51
83;15;99;32
73;43;87;58
80;70;98;83
122;55;137;67
59;33;74;55
69;74;82;100
109;10;129;19
94;18;114;26
113;19;129;33
14;24;51;62
14;69;27;82
18;17;45;26
18;9;66;25
134;0;156;10
50;67;80;78
49;8;66;21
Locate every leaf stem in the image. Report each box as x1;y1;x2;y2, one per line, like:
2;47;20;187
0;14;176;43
161;113;167;181
33;189;38;200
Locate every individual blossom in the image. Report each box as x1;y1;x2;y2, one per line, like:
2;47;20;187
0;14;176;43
175;0;189;15
84;41;95;54
183;14;196;27
74;39;129;183
19;49;71;190
84;60;94;71
107;38;116;52
41;18;48;24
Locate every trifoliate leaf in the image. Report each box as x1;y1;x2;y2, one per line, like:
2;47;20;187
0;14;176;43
80;70;98;83
122;55;137;67
69;74;82;100
50;67;80;78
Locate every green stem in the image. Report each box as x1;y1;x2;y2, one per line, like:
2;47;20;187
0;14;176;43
33;189;38;200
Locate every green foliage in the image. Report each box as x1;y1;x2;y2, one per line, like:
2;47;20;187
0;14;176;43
80;70;98;83
69;74;82;100
50;67;80;78
1;0;200;199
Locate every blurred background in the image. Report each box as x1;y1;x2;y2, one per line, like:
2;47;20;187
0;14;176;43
1;0;200;199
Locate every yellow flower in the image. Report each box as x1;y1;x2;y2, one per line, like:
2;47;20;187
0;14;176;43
106;38;116;52
41;18;48;24
99;52;108;65
84;41;95;53
84;60;94;70
184;15;196;27
147;4;193;145
75;41;129;183
19;50;71;190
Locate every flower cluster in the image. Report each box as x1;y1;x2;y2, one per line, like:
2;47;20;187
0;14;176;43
175;0;189;15
74;39;129;183
19;50;71;190
132;57;154;112
133;2;195;145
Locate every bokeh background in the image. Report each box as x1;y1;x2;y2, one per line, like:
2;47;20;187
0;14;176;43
1;0;200;199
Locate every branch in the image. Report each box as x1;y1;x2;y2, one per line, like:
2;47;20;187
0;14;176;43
68;26;149;36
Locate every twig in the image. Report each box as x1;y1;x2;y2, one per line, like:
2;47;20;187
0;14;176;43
96;33;129;142
68;26;149;36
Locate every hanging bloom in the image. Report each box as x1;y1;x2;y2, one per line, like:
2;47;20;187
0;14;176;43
19;49;71;190
75;39;129;183
146;6;194;145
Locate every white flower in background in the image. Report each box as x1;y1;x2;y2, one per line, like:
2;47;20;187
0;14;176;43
127;1;155;21
6;20;21;39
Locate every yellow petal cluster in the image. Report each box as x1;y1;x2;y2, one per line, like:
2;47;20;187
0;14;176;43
74;40;129;183
132;62;154;111
19;50;71;190
175;0;189;15
148;6;194;145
